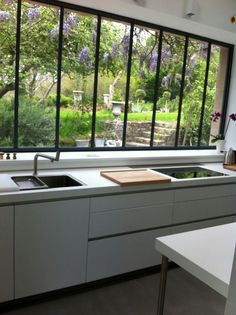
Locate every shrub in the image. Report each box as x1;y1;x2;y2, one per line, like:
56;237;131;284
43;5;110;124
0;97;55;147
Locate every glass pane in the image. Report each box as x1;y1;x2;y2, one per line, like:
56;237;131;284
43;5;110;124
18;1;59;147
178;39;208;146
201;45;229;146
154;32;185;147
59;10;97;148
125;26;159;147
95;18;130;148
0;0;17;148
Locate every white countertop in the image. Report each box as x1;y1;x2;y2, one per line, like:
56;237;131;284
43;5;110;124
155;222;236;297
0;162;236;204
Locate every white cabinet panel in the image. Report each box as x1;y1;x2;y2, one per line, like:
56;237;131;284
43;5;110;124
89;204;173;238
173;196;236;224
15;199;89;298
0;206;13;302
91;190;174;213
175;184;236;202
87;227;170;282
171;215;236;234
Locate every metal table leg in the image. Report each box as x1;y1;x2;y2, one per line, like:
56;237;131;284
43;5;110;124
157;255;168;315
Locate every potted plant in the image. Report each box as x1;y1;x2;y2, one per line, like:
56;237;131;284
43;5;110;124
211;111;236;153
75;135;90;147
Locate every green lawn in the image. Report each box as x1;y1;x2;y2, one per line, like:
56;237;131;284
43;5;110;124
59;109;178;143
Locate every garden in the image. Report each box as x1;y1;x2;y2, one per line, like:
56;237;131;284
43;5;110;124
0;0;227;149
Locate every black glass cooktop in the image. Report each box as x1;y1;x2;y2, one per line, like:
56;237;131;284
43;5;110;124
152;167;228;179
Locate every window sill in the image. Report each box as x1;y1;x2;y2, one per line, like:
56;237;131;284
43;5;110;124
0;150;224;172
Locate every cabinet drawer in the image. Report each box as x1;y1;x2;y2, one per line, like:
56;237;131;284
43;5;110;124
171;215;236;234
89;204;173;238
91;190;174;213
175;184;236;202
87;227;170;282
173;195;236;224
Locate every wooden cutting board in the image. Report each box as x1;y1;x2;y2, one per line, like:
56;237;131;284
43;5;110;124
100;169;171;186
223;164;236;171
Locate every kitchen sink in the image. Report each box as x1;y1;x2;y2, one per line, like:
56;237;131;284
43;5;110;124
11;174;84;190
151;166;228;179
38;175;83;188
11;176;48;190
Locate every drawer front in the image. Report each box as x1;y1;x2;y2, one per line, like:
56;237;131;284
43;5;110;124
171;215;236;234
87;227;170;282
89;204;173;238
175;184;236;202
91;190;175;213
173;195;236;224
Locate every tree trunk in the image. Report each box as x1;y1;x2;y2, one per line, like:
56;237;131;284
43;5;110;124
0;83;15;98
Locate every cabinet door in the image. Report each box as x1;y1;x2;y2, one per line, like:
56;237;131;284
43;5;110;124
0;205;13;302
87;227;171;282
15;199;89;298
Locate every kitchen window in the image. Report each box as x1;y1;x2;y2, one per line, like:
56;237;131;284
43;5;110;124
0;0;233;152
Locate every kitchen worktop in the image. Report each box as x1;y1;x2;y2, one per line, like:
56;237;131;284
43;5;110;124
0;162;236;204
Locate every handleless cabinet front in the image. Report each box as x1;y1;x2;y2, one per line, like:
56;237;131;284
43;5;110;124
0;205;14;302
15;199;89;299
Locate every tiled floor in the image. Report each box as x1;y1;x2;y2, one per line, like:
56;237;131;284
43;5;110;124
1;268;225;315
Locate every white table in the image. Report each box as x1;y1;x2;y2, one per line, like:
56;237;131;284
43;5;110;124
155;222;236;315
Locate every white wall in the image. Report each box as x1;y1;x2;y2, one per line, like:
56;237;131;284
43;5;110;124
226;48;236;150
126;0;236;33
61;0;236;43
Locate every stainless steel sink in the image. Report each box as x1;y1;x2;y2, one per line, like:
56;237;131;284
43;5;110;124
11;176;48;190
11;174;83;190
38;175;83;188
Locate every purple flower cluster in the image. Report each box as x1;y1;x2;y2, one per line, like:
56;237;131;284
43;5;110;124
150;53;158;72
199;42;208;59
50;27;58;41
211;111;221;122
103;52;109;63
229;113;236;121
0;10;13;22
211;111;236;142
79;47;90;63
3;0;14;4
161;74;171;89
140;69;145;79
63;13;77;38
122;35;130;56
66;13;77;28
161;50;171;63
27;8;40;21
92;31;97;43
111;43;119;60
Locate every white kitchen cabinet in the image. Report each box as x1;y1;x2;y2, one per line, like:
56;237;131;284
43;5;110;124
15;198;89;298
87;191;174;281
173;184;236;224
87;227;171;282
0;205;14;302
171;215;236;234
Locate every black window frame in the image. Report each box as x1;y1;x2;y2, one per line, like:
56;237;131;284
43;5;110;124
1;0;234;152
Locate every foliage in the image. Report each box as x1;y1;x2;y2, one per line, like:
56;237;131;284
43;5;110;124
44;94;74;108
0;97;55;147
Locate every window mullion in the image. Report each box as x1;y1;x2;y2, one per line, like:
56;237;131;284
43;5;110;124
122;23;134;148
14;0;22;149
150;30;163;147
174;36;189;147
91;15;101;148
55;7;64;149
197;43;211;147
